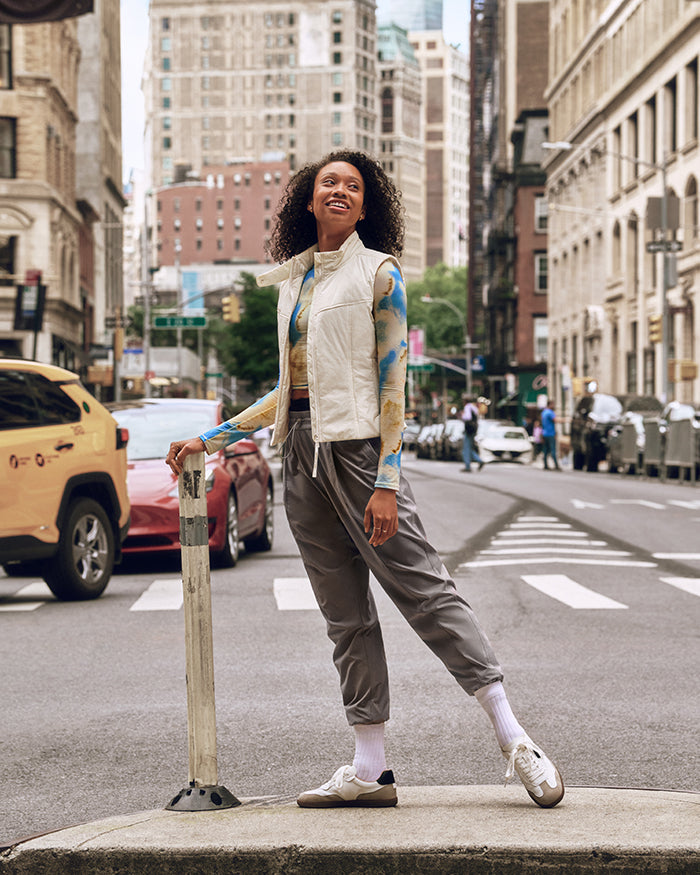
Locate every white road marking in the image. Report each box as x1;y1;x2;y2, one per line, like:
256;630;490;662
496;529;590;538
521;574;628;609
507;521;573;528
0;581;53;612
660;577;700;597
273;577;319;611
515;516;559;522
483;547;631;556
129;578;183;612
461;557;656;568
490;538;607;546
667;500;700;510
610;499;666;510
571;499;605;509
652;553;700;560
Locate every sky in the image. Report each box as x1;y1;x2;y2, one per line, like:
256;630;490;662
120;1;470;185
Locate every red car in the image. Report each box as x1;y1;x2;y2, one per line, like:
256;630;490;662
107;398;273;566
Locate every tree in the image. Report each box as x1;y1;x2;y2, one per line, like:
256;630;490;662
406;263;468;353
211;273;279;395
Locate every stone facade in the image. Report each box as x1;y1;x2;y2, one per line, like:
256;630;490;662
545;0;700;410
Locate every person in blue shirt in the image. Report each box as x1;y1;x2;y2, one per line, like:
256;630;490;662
541;399;560;470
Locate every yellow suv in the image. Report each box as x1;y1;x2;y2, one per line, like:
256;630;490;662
0;360;130;600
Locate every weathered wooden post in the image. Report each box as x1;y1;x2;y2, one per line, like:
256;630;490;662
166;452;240;811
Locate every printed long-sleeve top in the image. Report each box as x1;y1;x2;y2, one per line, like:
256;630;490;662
199;258;408;490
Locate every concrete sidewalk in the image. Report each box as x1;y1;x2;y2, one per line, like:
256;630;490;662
1;785;697;874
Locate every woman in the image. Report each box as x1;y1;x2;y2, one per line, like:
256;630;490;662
165;150;564;810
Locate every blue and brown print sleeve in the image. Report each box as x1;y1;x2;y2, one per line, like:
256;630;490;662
198;386;279;453
373;259;407;491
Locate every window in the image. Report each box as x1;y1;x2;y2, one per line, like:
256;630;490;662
0;117;16;178
0;25;11;90
534;252;548;291
332;111;341;125
686;59;698;143
645;96;657;166
333;32;342;44
161;77;171;91
0;235;15;285
163;137;171;149
332;11;342;23
195;198;202;211
534;195;548;231
333;91;342;104
381;87;393;134
264;197;271;209
196;218;203;230
333;52;342;64
162;58;170;71
174;218;181;230
174;198;180;212
332;72;343;86
217;198;223;211
664;76;678;154
235;238;241;251
161;37;171;52
163;116;171;130
162;97;170;108
332;132;343;146
534;317;548;362
196;239;202;250
217;218;224;230
162;17;170;30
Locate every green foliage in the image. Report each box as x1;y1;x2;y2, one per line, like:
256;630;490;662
406;263;468;353
210;273;279;395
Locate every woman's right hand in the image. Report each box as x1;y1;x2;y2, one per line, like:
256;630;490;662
165;437;206;476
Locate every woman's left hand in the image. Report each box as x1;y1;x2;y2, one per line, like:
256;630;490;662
364;488;398;547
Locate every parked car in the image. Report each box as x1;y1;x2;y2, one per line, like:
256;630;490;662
108;398;273;566
402;421;421;452
415;423;443;459
0;359;130;599
441;419;465;461
476;421;533;465
571;393;662;471
658;401;700;478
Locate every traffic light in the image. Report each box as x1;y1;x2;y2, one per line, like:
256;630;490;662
221;295;239;323
648;313;663;344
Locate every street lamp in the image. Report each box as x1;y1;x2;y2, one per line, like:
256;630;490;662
420;294;473;396
543;140;673;402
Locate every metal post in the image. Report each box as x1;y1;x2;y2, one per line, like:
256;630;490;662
142;196;152;398
166;452;239;812
661;159;670;404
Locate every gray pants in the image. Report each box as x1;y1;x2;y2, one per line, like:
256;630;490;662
283;410;503;725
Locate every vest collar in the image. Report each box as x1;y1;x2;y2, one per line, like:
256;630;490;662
256;231;364;287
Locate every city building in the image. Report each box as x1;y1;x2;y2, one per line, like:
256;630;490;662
155;158;290;268
545;0;700;411
0;17;85;365
410;30;469;268
377;23;425;280
382;0;443;33
144;0;379;190
469;0;550;405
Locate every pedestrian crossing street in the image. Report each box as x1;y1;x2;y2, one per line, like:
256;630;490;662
3;515;700;613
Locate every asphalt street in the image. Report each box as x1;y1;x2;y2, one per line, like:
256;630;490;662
1;455;699;846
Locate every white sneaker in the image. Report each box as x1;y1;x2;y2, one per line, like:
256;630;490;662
502;734;564;808
296;765;397;808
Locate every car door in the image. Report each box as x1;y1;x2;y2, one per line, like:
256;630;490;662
222;439;266;538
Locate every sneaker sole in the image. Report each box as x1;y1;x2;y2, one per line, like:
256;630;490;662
297;793;398;809
526;769;565;808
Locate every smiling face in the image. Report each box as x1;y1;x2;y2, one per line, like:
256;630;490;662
308;161;366;245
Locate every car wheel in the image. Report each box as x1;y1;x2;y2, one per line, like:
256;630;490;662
244;482;274;553
43;498;114;600
213;492;239;568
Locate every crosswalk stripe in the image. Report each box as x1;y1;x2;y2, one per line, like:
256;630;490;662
273;577;318;611
490;538;607;547
652;552;700;560
462;557;656;568
508;522;573;528
659;577;700;597
521;574;628;609
496;529;590;538
129;578;183;612
483;547;631;556
0;581;52;612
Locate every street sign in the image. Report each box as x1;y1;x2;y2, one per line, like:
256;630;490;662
153;315;207;328
205;372;223;378
645;240;682;253
104;315;131;329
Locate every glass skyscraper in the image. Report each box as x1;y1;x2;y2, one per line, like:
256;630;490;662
378;0;443;32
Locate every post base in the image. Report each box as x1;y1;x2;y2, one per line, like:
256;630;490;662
166;782;241;811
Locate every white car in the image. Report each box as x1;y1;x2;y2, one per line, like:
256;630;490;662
476;421;533;464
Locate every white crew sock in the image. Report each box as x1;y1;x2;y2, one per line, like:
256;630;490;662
474;681;525;749
352;723;387;781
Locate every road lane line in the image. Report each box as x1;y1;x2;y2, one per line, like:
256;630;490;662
496;529;590;538
129;579;183;612
461;557;656;568
653;553;700;560
273;577;319;611
521;574;628;609
659;577;700;597
490;538;607;546
483;547;631;556
0;581;53;612
610;499;666;510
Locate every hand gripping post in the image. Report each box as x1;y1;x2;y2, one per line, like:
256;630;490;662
166;452;240;811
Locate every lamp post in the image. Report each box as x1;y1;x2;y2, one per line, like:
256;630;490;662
420;294;473;396
543;140;673;403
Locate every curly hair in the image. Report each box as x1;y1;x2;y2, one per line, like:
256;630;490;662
267;150;405;262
